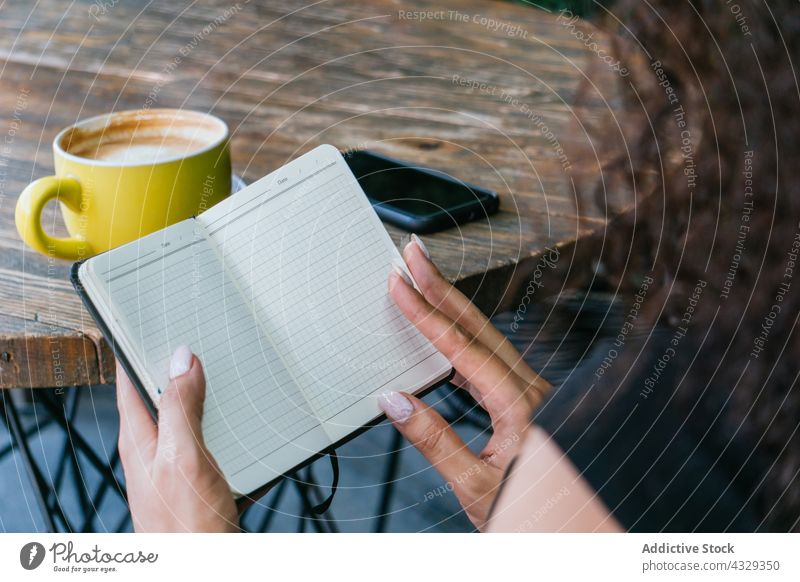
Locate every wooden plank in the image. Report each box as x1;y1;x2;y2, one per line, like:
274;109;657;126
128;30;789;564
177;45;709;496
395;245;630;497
0;314;109;388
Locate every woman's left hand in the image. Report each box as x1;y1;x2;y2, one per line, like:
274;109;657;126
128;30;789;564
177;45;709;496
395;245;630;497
116;346;239;532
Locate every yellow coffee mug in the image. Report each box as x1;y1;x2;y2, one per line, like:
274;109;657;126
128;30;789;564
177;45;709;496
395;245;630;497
16;108;231;260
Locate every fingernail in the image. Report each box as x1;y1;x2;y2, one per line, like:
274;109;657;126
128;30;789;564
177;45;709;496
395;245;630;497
411;233;430;259
378;392;414;423
392;263;413;286
169;345;193;379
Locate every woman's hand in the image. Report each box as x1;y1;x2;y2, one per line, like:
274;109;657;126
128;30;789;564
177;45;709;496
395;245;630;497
116;346;239;532
379;235;552;530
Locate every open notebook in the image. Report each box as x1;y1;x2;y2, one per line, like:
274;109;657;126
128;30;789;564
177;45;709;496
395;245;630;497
71;144;452;497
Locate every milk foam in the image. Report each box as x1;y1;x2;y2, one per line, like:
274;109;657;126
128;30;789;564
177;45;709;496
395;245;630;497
90;141;200;164
60;110;226;165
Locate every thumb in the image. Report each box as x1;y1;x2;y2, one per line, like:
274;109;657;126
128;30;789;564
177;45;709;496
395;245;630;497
157;345;207;459
378;392;484;499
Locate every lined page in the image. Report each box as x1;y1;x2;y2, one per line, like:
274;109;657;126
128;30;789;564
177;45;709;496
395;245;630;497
199;145;451;441
81;219;329;494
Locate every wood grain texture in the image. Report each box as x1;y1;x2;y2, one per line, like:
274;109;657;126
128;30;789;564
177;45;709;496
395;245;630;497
0;0;631;388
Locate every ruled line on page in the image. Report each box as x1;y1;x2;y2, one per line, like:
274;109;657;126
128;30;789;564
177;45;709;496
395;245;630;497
98;232;321;477
206;159;439;424
204;161;338;234
228;350;442;478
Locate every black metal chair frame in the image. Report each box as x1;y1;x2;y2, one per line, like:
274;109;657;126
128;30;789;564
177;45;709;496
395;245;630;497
1;383;486;533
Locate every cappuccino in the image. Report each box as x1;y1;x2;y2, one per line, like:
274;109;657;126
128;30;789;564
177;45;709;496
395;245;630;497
59;110;225;165
80;136;212;164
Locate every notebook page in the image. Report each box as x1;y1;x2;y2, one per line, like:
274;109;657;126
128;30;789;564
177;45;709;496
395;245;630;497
80;219;330;494
199;145;451;442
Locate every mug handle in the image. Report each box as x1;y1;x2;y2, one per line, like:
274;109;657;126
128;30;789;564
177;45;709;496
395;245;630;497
15;176;91;260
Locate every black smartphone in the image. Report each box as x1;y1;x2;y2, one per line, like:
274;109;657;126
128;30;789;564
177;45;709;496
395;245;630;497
343;149;499;233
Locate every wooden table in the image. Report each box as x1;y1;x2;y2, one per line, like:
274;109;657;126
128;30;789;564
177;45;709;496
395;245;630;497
0;0;629;390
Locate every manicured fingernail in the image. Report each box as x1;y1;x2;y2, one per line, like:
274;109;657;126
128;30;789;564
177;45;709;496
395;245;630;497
379;392;414;423
169;345;193;379
392;263;413;286
411;233;430;259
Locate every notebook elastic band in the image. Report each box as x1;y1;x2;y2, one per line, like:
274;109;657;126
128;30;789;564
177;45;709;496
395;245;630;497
311;451;339;514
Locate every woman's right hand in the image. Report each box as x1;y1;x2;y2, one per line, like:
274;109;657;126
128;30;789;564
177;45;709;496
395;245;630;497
379;235;552;529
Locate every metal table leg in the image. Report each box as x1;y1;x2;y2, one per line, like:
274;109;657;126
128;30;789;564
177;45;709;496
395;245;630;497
0;390;67;531
0;386;128;532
